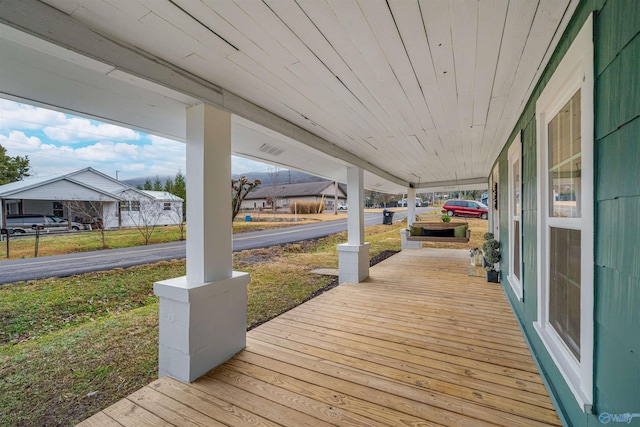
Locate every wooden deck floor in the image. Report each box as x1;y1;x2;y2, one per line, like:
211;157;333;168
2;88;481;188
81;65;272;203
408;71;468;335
80;248;560;427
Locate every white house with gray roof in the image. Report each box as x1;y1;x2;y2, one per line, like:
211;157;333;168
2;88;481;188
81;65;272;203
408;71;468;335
0;167;183;230
241;181;346;211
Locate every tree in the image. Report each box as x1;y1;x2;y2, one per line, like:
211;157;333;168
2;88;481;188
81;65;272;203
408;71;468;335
231;176;261;221
64;199;116;249
172;171;186;219
165;200;185;240
267;167;284;213
142;178;152;190
164;177;174;194
125;195;165;245
0;145;30;185
153;176;163;191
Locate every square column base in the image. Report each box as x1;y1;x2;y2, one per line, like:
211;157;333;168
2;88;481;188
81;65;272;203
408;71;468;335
401;229;422;250
154;271;250;382
337;243;371;284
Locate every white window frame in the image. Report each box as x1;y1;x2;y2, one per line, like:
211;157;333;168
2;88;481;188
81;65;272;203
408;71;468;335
534;15;594;411
507;135;523;301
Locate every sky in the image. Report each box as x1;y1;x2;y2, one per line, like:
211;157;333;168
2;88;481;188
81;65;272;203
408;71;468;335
0;98;271;182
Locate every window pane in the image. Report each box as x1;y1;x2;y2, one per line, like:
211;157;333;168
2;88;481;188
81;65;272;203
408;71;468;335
548;90;581;218
549;227;581;359
514;220;521;280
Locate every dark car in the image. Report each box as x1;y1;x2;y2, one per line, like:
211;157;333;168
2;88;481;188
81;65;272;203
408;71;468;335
441;199;488;219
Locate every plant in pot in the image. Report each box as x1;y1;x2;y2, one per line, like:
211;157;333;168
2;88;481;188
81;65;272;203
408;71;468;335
482;232;501;282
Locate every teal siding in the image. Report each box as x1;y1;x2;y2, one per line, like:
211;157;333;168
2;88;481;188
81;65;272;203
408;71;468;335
493;0;640;426
593;0;640;422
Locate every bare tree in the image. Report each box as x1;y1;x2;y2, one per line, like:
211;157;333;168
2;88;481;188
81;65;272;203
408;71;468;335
231;176;261;221
267;167;284;214
165;200;185;240
125;196;165;245
63;199;116;249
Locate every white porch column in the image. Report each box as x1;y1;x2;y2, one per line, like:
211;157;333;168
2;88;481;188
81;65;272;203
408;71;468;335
154;103;250;383
337;166;370;283
407;187;417;227
401;187;422;250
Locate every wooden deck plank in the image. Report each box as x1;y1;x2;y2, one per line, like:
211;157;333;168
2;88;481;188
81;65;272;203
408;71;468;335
208;364;394;427
147;377;282;427
76;411;122;427
126;386;227;427
264;317;555;405
80;248;561;426
101;399;172;427
246;329;558;426
229;350;484;427
187;372;332;427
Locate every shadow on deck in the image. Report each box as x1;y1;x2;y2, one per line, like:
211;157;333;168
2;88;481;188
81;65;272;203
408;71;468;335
80;248;560;426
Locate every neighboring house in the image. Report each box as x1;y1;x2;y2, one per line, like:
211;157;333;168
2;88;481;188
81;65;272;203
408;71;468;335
0;167;183;230
241;181;346;211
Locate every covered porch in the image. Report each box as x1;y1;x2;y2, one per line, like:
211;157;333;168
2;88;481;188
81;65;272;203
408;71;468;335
80;248;560;426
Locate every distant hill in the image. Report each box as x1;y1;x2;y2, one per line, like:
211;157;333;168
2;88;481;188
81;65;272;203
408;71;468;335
122;169;330;189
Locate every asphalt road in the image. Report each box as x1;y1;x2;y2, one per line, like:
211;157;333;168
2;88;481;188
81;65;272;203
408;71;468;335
0;208;431;284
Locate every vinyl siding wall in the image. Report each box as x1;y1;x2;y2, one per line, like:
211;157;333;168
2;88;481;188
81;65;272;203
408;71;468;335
493;1;640;425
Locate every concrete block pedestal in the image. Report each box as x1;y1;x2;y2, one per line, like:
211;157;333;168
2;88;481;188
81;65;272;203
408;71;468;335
154;271;250;383
400;228;422;250
337;242;371;284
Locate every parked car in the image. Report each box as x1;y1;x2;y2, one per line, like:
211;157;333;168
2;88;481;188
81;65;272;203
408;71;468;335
338;203;348;210
441;200;488;219
5;214;85;233
399;197;422;207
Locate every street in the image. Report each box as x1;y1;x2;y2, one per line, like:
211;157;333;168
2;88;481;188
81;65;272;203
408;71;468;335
0;208;432;284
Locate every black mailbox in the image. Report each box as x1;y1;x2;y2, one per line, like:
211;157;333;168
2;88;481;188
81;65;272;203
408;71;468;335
0;228;8;235
32;224;44;230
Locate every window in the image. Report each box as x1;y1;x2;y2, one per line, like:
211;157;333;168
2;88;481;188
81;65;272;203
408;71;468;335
53;201;64;218
120;201;140;212
508;135;522;300
163;202;171;211
534;15;593;411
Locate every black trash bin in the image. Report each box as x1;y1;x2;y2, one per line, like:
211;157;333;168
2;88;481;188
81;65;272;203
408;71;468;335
382;209;394;225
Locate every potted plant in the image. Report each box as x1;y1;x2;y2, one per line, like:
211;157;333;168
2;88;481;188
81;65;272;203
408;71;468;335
482;232;501;282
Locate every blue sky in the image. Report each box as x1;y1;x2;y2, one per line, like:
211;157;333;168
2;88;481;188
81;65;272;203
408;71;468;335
0;98;270;181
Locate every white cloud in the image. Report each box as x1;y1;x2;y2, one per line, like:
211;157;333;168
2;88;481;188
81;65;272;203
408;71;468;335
0;131;42;151
0;99;67;130
43;117;141;143
0;99;270;180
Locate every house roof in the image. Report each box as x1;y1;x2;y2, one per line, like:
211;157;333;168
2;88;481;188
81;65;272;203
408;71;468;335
0;1;578;193
0;167;180;202
0;168;123;201
140;190;184;202
245;181;344;200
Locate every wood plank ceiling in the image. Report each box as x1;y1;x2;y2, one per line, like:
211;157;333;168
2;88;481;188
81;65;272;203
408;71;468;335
5;0;574;191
